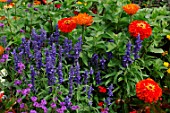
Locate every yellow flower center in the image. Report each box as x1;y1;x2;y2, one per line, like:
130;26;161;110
64;20;71;25
146;84;155;91
137;22;146;29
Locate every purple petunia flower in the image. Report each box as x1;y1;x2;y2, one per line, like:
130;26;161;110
60;102;65;106
14;80;22;86
30;110;37;113
0;23;4;28
20;29;25;33
31;96;37;102
17;98;22;103
71;105;80;110
0;54;9;63
33;102;40;108
16;89;21;94
50;102;56;108
41;99;47;105
20;103;25;109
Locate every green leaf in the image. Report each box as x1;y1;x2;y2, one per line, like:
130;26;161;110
150;47;164;53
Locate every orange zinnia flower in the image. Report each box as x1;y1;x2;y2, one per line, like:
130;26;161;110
0;16;6;21
58;18;76;33
34;0;41;5
123;4;140;15
136;78;162;103
129;20;152;40
4;2;15;9
0;0;7;2
0;46;5;56
73;13;93;26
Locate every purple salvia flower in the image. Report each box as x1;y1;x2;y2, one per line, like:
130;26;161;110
30;65;36;92
45;49;56;93
90;67;94;75
0;36;7;47
12;49;19;71
133;34;143;60
58;62;63;84
33;45;43;70
63;38;72;56
88;85;94;99
0;54;9;63
91;53;98;67
100;57;106;69
74;61;81;84
21;38;32;59
105;97;112;106
107;84;114;97
31;96;37;102
122;41;133;67
96;71;101;85
49;25;59;45
83;70;89;92
68;66;74;97
51;44;57;64
64;96;71;108
73;36;82;60
106;52;113;61
71;105;80;110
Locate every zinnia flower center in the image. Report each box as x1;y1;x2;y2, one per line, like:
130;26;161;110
146;84;155;91
137;23;146;29
64;20;71;25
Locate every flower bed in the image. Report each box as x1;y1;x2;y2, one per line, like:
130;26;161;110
0;0;170;113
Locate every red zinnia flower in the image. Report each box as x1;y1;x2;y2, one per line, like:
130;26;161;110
55;4;61;9
98;101;104;107
129;20;152;40
0;91;4;102
136;78;162;103
98;86;107;93
123;4;140;15
58;18;76;33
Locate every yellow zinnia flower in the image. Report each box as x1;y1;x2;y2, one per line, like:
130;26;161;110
164;62;169;68
166;35;170;40
162;51;168;56
167;68;170;74
76;1;87;6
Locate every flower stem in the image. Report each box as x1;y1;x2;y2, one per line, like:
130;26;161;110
82;25;85;42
